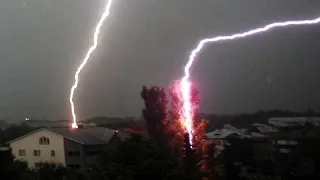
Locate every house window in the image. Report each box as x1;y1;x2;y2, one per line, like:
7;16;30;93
34;150;41;156
87;151;100;156
74;151;80;156
39;137;50;145
86;151;93;156
19;150;26;156
51;150;55;157
67;151;73;156
68;150;80;156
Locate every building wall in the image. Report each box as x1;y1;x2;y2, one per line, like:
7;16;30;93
64;135;120;168
83;144;108;166
9;130;66;168
63;138;85;168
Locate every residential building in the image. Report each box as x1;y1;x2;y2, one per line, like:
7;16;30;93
206;125;273;159
7;127;120;169
268;117;320;128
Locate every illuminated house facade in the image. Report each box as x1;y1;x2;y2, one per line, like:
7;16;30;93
8;127;120;168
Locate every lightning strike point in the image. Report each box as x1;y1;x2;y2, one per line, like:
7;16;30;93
72;123;78;129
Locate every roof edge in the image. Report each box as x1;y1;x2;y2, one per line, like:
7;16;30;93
6;128;86;145
6;128;46;144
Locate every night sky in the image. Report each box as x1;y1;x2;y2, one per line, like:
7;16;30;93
1;0;320;121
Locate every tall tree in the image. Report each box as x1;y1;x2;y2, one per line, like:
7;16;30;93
141;86;168;145
169;81;210;179
168;81;185;152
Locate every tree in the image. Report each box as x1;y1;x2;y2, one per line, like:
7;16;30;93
35;162;67;180
169;81;210;179
0;150;34;180
141;86;169;146
97;134;181;180
182;133;203;180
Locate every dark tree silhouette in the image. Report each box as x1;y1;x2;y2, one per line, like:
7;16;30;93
35;162;67;180
97;134;181;180
141;86;169;145
0;150;34;180
182;133;203;180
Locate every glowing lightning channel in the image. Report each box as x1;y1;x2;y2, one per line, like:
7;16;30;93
180;16;320;145
70;0;114;129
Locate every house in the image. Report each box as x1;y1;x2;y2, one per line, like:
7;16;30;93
206;124;269;140
268;117;320;128
206;125;272;159
7;127;120;169
252;123;279;133
269;125;320;154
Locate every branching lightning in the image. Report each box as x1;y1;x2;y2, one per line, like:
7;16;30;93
180;16;320;145
70;0;114;129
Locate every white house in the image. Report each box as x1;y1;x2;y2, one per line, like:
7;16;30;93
7;127;120;169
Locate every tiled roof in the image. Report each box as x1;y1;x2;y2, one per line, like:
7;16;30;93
206;125;268;140
47;127;115;145
7;127;116;145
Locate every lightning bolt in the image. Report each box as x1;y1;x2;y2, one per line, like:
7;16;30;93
70;0;114;129
180;16;320;145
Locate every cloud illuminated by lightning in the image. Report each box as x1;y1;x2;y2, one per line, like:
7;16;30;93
180;16;320;145
70;0;114;129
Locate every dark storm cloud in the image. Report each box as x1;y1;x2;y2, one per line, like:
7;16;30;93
0;0;320;121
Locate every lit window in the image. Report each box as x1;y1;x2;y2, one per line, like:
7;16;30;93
39;137;50;145
19;150;26;156
51;150;55;157
34;150;41;156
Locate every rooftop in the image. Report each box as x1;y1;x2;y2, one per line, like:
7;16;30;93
206;125;268;140
8;127;116;145
268;117;320;127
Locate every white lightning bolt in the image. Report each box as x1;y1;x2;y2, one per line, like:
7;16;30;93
183;16;320;82
180;16;320;145
70;0;114;129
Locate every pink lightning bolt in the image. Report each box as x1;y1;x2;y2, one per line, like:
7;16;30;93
70;0;114;129
180;16;320;145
